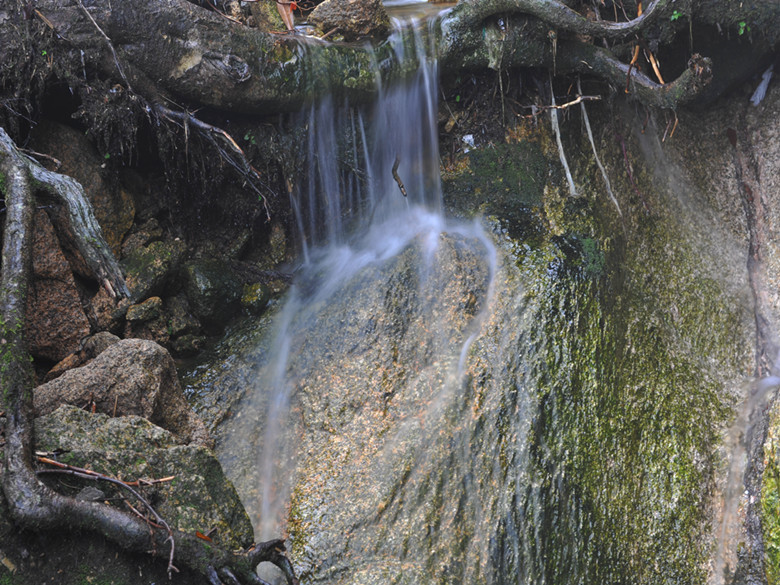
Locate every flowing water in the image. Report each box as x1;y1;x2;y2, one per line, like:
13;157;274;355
185;16;761;585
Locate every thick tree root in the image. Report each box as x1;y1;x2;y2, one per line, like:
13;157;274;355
0;127;298;585
0;128;128;297
10;0;713;114
445;0;670;40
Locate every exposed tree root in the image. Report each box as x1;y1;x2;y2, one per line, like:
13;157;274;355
0;128;128;298
448;0;670;40
548;75;577;197
8;0;715;115
577;78;621;218
154;105;273;219
0;127;298;585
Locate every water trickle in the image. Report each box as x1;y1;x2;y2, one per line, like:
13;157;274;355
223;18;499;553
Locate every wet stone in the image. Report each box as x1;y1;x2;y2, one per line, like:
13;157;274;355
126;296;163;322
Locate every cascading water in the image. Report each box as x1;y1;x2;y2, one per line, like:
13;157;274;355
186;13;760;585
219;17;501;576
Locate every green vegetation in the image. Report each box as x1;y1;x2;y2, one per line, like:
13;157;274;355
763;421;780;584
442;140;549;241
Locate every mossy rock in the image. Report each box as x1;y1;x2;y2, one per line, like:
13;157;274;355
122;240;187;303
34;406;254;551
249;0;286;32
240;282;271;315
443;141;549;242
762;397;780;585
182;260;243;328
126;296;163;323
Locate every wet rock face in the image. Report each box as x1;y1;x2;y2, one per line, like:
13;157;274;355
34;406;253;551
25;210;91;362
308;0;390;41
34;338;210;447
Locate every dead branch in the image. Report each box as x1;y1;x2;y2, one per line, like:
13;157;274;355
391;156;408;198
36;456;175;487
155;104;272;219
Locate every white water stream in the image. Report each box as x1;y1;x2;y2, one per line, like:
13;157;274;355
250;20;497;548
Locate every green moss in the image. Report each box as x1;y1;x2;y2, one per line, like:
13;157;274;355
443;141;549;242
449;115;750;584
763;414;780;584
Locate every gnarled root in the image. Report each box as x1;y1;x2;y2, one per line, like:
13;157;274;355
0;126;297;585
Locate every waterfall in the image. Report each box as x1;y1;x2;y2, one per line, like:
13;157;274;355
291;21;442;258
219;18;499;569
185;14;756;585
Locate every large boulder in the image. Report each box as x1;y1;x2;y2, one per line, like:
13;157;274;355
34;406;253;551
25;210;91;362
34;339;210;446
308;0;389;42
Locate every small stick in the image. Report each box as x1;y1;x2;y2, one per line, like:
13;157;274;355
20;149;62;170
391;156;408;198
522;94;601;113
320;27;339;40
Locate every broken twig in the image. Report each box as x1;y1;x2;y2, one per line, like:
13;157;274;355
392;156;408;198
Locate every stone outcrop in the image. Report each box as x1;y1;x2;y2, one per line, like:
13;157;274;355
34;339;211;447
25;210;91;362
